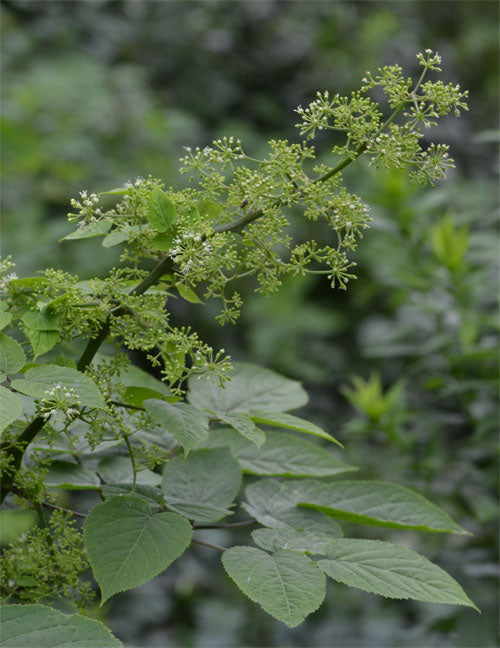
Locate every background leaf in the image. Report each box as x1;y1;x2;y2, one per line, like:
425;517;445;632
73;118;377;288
187;362;308;413
243;479;343;537
84;495;192;604
162;447;242;523
203;427;354;477
145;399;209;455
222;546;326;627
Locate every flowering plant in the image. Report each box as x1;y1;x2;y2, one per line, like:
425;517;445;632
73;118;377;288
0;52;475;644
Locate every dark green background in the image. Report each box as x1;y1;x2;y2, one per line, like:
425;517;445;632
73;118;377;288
1;1;498;646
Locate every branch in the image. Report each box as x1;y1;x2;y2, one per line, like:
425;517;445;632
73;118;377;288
193;519;256;530
0;257;173;504
192;537;228;552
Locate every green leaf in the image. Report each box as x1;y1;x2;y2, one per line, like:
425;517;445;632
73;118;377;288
0;311;12;330
188;362;308;414
151;231;175;252
22;310;61;331
144;399;209;455
54;355;77;369
222;547;326;627
61;220;112;241
11;365;105;409
162;447;241;523
293;480;467;534
243;479;343;537
199;200;222;219
97;456;161;486
204;427;354;477
0;333;26;374
102;226;140;248
117;363;171;396
123;386;166;408
25;329;60;358
146;188;177;232
317;538;478;610
100;186;128;195
0;510;37;544
0;386;23;433
45;461;101;489
0;604;123;647
102;484;164;507
212;413;266;447
177;283;203;304
84;495;191;604
249;411;343;446
252;527;344;554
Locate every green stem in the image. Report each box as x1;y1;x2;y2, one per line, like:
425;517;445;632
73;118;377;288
192;537;227;552
123;433;137;494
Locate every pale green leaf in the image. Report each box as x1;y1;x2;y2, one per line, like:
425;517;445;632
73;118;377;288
0;510;37;544
151;231;175;251
11;365;105;409
146;188;177;232
0;333;26;374
22;311;61;331
243;479;343;537
212;413;266;447
0;604;122;647
97;455;161;486
84;495;192;604
317;538;478;609
144;399;209;455
188;362;308;413
293;480;467;534
25;329;60;358
45;461;101;489
61;220;112;241
0;386;23;433
162;447;241;523
123;386;166;408
102;226;140;248
0;311;12;330
117;363;171;396
222;546;326;627
252;527;343;553
204;427;354;477
249;411;342;446
102;484;164;507
177;284;203;304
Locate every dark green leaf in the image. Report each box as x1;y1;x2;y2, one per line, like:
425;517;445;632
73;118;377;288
0;333;26;374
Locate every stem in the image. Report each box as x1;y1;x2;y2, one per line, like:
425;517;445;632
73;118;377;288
192;537;228;552
41;501;87;518
110;400;145;411
0;257;173;504
123;433;137;494
193;520;256;530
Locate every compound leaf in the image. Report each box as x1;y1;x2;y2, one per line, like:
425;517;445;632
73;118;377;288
243;479;343;537
293;480;467;534
84;495;192;604
222;546;326;627
317;538;478;609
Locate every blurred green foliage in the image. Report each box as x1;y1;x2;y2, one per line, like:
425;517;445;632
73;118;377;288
1;1;498;646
